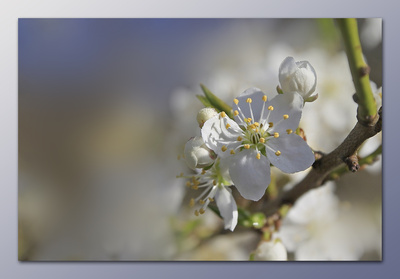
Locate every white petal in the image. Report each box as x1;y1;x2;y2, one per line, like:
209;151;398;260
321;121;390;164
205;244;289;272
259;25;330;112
263;92;303;134
265;134;314;173
201;114;242;157
228;149;271;201
215;186;238;231
233;88;267;124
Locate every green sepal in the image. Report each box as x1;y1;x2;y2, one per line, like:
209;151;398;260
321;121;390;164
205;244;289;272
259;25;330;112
200;84;233;118
276;85;284;94
196;95;212;107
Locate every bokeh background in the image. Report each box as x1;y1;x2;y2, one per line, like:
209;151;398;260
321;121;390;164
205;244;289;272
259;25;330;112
18;18;382;260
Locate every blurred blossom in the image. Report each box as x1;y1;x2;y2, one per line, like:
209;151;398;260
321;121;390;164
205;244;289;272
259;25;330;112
252;239;288;261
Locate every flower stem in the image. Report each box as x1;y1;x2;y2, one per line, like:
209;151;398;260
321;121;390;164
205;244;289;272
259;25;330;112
336;18;377;126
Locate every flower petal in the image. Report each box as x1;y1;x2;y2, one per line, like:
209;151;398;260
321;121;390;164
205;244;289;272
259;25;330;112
228;149;271;201
201;114;242;157
215;186;238;231
265;134;315;173
263;92;303;134
233;88;268;125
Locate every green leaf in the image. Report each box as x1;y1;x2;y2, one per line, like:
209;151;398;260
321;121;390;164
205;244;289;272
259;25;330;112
200;84;233;118
196;95;212;107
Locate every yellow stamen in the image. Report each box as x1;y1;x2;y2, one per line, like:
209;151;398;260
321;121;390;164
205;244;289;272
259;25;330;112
244;144;250;149
230;149;235;155
262;95;267;102
226;123;230;129
220;111;226;118
201;169;206;174
221;145;227;152
254;122;260;127
286;129;293;134
208;197;214;202
233;98;239;105
234;110;239;116
249;124;256;130
283;114;289;119
269;122;273;127
213;180;217;185
256;153;261;160
185;181;191;187
274;132;279;138
247;118;252;123
259;138;265;143
268;106;274;111
199;208;205;215
192;185;198;190
246;98;252;103
199;199;205;205
194;210;199;216
275;150;281;156
237;136;242;141
189;198;195;207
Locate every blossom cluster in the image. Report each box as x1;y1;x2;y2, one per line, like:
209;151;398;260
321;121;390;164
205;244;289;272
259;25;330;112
179;57;316;231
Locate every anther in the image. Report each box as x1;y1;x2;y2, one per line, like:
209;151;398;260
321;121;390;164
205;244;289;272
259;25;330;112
275;150;281;156
234;110;239;116
269;122;273;127
268;106;274;111
234;99;239;105
247;118;252;123
256;153;261;160
246;98;252;103
221;145;227;152
189;198;195;207
220;111;226;118
283;114;289;119
237;136;242;141
213;180;217;185
226;123;230;129
259;138;265;143
199;199;205;205
185;181;191;187
192;185;198;190
286;129;293;134
230;149;235;155
199;208;205;215
244;144;250;149
201;169;206;174
262;95;267;102
194;210;199;216
254;122;260;127
274;132;279;138
208;197;214;202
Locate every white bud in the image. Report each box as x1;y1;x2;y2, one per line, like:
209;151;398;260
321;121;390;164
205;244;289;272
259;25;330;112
252;239;288;261
197;108;218;128
184;136;216;170
279;56;317;100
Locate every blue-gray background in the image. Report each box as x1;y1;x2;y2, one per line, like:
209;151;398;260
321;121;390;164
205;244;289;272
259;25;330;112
1;0;398;278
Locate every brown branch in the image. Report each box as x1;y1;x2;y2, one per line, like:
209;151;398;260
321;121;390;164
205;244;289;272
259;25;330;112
262;107;382;217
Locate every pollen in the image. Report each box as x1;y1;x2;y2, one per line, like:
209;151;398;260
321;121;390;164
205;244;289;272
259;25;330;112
269;122;273;127
220;111;226;118
221;145;227;152
201;169;206;174
244;144;250;149
275;150;281;156
259;137;265;143
286;129;293;134
185;181;191;187
246;98;252;103
234;110;239;116
262;95;267;102
254;122;260;127
268;106;274;111
208;197;214;202
194;210;199;216
283;114;289;119
199;208;205;215
234;98;239;105
274;132;279;138
226;123;231;129
189;198;195;207
192;185;198;190
247;118;252;123
230;149;235;155
199;199;205;205
256;153;261;160
237;136;242;141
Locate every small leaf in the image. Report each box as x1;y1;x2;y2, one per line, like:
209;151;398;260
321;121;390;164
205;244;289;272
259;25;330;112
196;95;212;107
200;84;233;118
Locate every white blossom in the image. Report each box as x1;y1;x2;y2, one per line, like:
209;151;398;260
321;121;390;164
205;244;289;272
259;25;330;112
201;88;314;201
184;136;216;170
279;56;317;100
252;239;288;261
197;107;218;128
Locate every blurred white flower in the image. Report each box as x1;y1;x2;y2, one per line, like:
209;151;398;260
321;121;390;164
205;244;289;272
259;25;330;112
201;88;314;201
197;107;218;128
252;239;288;261
279;56;317;100
184;136;216;170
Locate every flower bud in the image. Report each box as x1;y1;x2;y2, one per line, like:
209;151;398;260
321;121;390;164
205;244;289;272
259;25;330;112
197;107;218;128
252;239;287;261
279;56;317;100
184;136;216;170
